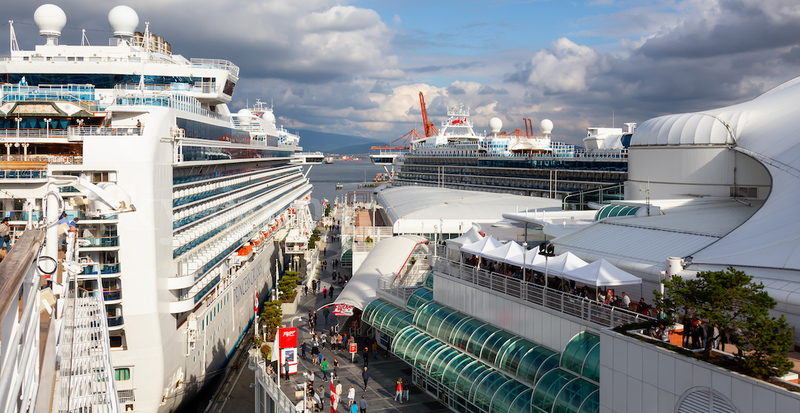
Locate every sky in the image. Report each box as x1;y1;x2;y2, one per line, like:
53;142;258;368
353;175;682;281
4;0;800;145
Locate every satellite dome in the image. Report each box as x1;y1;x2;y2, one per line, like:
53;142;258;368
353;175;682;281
237;109;253;126
539;119;553;134
34;4;67;38
261;110;276;124
489;117;503;133
108;5;139;37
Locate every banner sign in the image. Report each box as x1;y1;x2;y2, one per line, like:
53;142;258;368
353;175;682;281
278;327;298;348
350;343;357;353
333;303;354;316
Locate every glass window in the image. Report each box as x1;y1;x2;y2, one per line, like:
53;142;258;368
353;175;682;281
428;346;460;379
387;312;414;337
114;368;130;381
406;288;433;312
517;348;557;386
442;353;473;387
582;343;601;382
424;271;434;289
490;382;530;413
451;318;486;351
414;336;443;371
412;301;444;330
392;326;421;360
577;390;600;413
471;371;509;412
497;338;537;375
454;360;491;397
480;329;517;365
531;369;577;412
560;332;600;377
435;310;465;342
467;324;501;358
402;334;433;365
552;378;598;413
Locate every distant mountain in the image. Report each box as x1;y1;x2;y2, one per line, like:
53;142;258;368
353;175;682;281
298;129;385;154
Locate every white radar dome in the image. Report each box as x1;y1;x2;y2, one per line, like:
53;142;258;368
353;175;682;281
108;5;139;37
261;110;276;124
237;109;253;126
34;4;67;38
539;119;553;134
489;117;503;133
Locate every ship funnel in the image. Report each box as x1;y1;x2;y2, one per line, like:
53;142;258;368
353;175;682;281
34;4;66;46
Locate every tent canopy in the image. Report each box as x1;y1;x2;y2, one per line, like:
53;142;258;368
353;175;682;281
446;224;484;249
563;258;641;287
482;241;525;264
460;235;503;256
532;251;588;276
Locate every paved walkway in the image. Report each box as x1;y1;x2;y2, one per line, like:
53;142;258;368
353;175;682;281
214;215;447;413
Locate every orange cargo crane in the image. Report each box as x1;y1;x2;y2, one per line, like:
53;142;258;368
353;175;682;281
371;129;426;150
419;92;439;137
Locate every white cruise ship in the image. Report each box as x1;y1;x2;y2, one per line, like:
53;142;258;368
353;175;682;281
0;5;312;412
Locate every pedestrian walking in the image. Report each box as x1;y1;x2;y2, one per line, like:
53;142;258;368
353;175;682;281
308;370;315;387
323;307;330;324
335;381;343;409
362;347;369;367
312;279;318;293
301;340;307;359
372;342;377;358
329;285;335;299
283;361;290;381
403;379;409;401
323;287;328;299
332;358;339;380
348;385;356;406
350;402;358;413
318;385;325;410
321;332;328;350
304;285;308;296
362;367;370;389
311;343;319;365
359;395;368;413
317;352;323;366
394;379;403;403
321;358;329;381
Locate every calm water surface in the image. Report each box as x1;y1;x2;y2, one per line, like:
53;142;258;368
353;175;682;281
304;159;386;216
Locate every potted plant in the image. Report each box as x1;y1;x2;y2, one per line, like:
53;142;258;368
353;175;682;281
365;236;373;246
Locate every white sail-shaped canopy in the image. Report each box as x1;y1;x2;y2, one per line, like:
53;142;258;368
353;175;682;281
460;235;503;256
534;251;588;276
481;241;525;264
563;258;641;287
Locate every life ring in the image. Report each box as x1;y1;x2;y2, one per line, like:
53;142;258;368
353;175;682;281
64;157;71;165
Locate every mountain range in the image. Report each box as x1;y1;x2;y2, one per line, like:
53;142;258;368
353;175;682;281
297;129;387;154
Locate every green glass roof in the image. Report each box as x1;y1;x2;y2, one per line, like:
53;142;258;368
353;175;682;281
424;270;434;289
594;204;640;221
489;381;531;413
560;332;601;380
517;347;558;386
552;379;599;413
531;369;578;412
405;288;433;313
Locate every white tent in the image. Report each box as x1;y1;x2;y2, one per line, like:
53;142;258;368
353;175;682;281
460;235;503;256
534;251;588;276
481;241;525;264
445;224;483;260
563;258;641;287
506;248;547;268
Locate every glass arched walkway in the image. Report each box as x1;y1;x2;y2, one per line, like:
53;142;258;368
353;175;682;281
362;291;601;413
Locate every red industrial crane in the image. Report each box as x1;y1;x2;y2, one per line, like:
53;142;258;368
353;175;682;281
371;129;426;150
419;92;439;137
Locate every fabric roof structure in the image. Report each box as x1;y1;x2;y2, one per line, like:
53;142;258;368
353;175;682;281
533;251;588;277
481;241;525;264
445;224;483;260
327;234;426;312
563;259;641;287
460;236;503;256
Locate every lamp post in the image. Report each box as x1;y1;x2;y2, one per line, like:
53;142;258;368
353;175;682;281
43;118;52;139
15;116;21;140
659;270;667;296
538;242;556;293
522;242;527;281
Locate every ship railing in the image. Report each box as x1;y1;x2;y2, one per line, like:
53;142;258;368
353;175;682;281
0;128;69;139
377;273;423;303
113;92;228;121
68;126;143;136
0;230;44;413
190;58;241;77
1;154;81;166
431;256;654;329
1;84;100;112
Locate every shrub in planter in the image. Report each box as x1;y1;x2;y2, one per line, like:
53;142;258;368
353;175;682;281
279;274;300;303
260;300;283;341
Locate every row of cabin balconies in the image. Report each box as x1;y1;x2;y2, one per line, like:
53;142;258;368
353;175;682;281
172;168;295;208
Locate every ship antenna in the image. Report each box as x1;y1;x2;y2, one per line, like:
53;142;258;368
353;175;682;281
9;20;19;53
81;29;91;46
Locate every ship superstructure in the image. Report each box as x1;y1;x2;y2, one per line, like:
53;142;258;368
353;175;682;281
391;102;632;208
0;5;312;412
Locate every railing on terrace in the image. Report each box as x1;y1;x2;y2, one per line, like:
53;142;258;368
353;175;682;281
253;352;295;413
0;129;69;139
431;256;654;329
1;209;116;222
352;226;393;242
190;58;240;77
0;154;82;166
81;263;121;276
377;274;424;303
78;236;120;248
1;84;99;112
114;82;218;94
114;93;227;121
67;126;142;137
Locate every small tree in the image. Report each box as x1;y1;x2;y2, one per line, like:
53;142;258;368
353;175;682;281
278;274;299;302
260;300;283;341
654;267;793;378
324;205;331;217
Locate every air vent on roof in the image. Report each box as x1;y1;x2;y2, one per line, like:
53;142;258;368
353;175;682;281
676;387;738;413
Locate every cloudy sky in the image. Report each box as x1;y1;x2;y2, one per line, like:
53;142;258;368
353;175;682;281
6;0;800;144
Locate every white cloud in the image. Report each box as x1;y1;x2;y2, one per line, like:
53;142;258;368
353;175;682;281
525;38;598;94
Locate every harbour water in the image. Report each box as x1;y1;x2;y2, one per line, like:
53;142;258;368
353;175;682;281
304;159;385;215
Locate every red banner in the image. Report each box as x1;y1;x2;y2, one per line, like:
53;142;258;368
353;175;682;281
349;343;357;353
278;327;298;348
333;303;354;316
